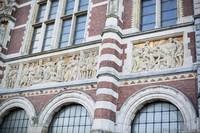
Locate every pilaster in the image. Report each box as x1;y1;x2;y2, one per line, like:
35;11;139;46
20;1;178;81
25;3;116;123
91;0;124;132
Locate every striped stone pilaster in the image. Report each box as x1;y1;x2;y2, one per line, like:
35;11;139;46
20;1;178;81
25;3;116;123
91;14;126;132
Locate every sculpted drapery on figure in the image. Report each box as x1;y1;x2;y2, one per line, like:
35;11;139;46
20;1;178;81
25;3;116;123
132;38;184;72
5;65;18;88
6;50;99;88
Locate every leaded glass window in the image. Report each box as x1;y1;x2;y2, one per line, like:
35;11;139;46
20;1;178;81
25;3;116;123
141;0;156;31
131;102;184;133
0;109;29;133
29;0;89;54
48;104;92;133
161;0;177;27
141;0;178;31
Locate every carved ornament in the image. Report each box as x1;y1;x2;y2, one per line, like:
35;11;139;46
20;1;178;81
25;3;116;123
132;37;184;72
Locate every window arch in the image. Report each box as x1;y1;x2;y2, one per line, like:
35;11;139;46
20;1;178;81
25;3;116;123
0;108;29;133
48;104;92;133
131;102;184;133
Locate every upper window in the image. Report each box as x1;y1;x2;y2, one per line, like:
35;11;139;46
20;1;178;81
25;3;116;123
30;0;89;54
141;0;177;31
0;109;29;133
131;102;184;133
48;104;92;133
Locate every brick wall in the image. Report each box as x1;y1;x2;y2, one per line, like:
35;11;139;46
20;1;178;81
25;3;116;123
182;0;194;17
118;78;198;115
88;4;107;37
188;32;196;62
7;27;25;54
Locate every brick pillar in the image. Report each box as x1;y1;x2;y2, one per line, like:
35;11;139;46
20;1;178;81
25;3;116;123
91;12;125;132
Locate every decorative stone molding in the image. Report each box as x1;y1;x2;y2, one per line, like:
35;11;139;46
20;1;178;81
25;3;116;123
132;37;184;72
117;86;198;133
132;0;141;31
0;0;16;50
3;49;99;89
0;97;36;125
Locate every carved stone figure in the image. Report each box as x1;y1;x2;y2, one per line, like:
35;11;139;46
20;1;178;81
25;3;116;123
28;63;36;86
64;55;79;81
108;0;118;15
43;58;55;82
92;51;98;78
0;24;5;45
20;63;29;87
33;59;44;84
5;65;18;88
132;38;184;72
80;51;87;79
56;56;66;82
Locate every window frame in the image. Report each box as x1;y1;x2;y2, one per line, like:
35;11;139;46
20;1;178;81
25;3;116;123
132;0;183;32
28;0;90;54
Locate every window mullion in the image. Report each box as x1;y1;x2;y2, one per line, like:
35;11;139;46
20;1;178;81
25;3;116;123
38;23;46;52
68;14;76;46
155;0;161;28
51;0;63;49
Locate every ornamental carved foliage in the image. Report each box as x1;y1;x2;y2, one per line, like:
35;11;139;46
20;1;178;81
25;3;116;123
18;50;99;88
132;37;184;72
4;65;19;89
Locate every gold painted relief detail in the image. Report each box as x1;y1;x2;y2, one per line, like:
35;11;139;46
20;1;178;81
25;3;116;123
132;37;183;73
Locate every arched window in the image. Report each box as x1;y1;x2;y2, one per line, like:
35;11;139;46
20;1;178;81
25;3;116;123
131;102;184;133
48;104;92;133
0;108;29;133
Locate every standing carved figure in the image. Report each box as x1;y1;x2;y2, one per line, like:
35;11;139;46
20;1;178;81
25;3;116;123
56;56;66;82
28;63;36;86
0;24;6;45
174;38;184;66
80;51;87;79
164;38;177;68
132;45;141;72
86;52;94;79
20;63;29;87
33;59;44;84
5;65;18;88
43;58;54;82
92;51;98;78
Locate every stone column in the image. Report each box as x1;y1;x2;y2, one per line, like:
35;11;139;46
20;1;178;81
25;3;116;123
194;0;200;131
91;0;126;132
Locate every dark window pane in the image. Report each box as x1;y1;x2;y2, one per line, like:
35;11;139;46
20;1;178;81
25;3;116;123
30;27;41;54
36;4;46;23
141;0;155;31
48;105;92;133
59;19;72;48
48;1;59;20
0;109;29;133
131;102;184;133
42;23;54;51
161;0;177;27
65;0;75;15
73;15;87;45
78;0;89;11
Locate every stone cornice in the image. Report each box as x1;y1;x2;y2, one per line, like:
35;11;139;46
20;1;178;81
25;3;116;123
0;39;102;63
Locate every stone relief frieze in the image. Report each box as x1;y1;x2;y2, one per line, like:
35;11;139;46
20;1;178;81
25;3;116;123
132;37;184;72
4;65;19;88
4;50;99;89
